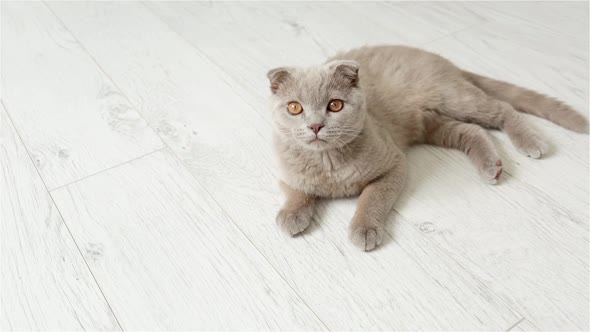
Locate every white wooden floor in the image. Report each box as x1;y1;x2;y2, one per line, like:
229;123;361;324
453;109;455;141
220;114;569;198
1;2;588;331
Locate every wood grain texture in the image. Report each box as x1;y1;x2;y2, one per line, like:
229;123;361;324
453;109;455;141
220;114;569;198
475;1;589;42
0;106;120;330
50;149;325;330
0;2;164;190
49;2;521;330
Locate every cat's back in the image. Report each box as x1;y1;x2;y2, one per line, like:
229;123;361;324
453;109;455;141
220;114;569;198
328;45;457;85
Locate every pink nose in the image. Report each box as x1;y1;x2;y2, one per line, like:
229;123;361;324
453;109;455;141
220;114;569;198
309;123;324;134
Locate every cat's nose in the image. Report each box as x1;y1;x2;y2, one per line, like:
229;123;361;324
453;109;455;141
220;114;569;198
309;123;324;134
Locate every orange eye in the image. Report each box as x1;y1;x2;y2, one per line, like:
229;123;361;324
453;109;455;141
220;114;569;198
287;101;303;115
328;99;344;112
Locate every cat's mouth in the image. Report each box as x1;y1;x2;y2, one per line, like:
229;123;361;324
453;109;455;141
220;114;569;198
309;137;326;144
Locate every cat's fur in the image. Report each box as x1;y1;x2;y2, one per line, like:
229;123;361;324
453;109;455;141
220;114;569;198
267;45;588;251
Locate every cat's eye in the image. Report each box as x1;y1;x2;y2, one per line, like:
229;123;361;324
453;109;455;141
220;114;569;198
327;99;344;112
287;101;303;115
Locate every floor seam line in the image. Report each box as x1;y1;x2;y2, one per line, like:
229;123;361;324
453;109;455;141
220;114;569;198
506;317;526;331
48;146;167;193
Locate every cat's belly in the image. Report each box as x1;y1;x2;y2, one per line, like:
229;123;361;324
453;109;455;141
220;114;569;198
284;164;375;198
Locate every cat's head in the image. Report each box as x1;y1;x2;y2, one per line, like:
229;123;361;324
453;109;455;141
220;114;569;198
266;60;366;151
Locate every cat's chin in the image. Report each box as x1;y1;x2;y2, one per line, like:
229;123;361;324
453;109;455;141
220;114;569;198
294;138;329;151
305;140;330;151
301;138;346;151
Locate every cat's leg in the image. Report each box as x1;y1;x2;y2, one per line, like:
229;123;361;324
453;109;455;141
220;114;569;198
423;111;503;184
350;156;407;251
441;83;548;158
276;181;316;235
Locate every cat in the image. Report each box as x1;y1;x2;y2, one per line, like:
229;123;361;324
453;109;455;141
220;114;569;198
266;45;588;251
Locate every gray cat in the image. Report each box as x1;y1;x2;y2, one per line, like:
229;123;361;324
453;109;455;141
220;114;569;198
267;45;588;251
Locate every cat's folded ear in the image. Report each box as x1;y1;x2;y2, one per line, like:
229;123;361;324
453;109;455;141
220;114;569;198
327;60;360;88
266;67;292;94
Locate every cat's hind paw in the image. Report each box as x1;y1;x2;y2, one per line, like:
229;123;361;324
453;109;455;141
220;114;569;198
276;209;311;236
481;159;503;185
512;134;549;159
350;225;384;251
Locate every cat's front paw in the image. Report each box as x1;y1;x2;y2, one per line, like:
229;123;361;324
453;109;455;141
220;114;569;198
350;225;384;251
276;209;312;236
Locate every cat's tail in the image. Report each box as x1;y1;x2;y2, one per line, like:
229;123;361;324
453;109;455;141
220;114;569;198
462;70;589;133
